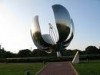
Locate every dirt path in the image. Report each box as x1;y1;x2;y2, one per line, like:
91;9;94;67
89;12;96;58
37;62;77;75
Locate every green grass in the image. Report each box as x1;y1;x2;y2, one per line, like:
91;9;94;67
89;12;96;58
0;63;44;75
74;61;100;75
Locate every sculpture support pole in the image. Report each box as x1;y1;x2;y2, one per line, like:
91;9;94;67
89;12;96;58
56;43;62;57
57;51;61;57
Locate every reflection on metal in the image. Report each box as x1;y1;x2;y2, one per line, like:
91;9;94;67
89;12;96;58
30;16;51;49
31;4;74;57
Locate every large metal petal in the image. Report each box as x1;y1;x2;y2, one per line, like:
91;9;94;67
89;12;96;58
52;4;71;43
30;16;51;49
63;19;74;48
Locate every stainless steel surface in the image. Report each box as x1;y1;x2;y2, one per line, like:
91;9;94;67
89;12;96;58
52;4;72;43
31;16;50;49
31;4;74;56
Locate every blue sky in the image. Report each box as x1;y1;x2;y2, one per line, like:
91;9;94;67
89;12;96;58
0;0;100;53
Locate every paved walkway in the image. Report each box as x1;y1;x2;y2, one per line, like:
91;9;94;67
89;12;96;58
37;62;77;75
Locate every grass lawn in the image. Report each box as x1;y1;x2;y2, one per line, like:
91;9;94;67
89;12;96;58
74;60;100;75
0;63;44;75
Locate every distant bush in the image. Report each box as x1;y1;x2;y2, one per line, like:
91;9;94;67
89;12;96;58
80;54;100;60
0;56;73;63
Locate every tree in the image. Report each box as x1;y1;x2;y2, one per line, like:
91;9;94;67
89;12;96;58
61;49;73;56
31;49;48;57
85;46;99;54
5;51;16;58
0;48;6;58
18;49;31;57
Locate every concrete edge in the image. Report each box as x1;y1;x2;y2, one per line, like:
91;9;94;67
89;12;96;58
35;63;49;75
69;62;79;75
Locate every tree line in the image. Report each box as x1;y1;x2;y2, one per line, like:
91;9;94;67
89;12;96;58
0;45;100;58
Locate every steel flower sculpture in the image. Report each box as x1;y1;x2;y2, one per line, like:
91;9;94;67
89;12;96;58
31;4;74;57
